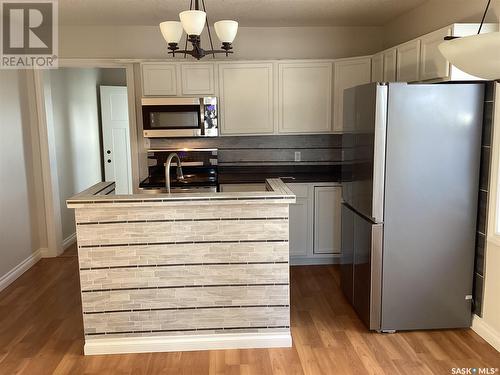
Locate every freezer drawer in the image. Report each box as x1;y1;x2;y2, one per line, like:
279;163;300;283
340;203;383;330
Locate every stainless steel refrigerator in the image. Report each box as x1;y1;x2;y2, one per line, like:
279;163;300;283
341;82;484;332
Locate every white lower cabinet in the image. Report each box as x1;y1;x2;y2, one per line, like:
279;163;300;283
313;186;342;255
287;182;342;265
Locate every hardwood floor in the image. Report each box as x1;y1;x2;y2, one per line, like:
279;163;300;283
0;245;498;374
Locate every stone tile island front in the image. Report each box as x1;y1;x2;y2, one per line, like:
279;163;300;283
66;179;295;355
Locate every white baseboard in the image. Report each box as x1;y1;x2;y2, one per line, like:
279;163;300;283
62;233;76;250
472;314;500;352
0;248;43;292
84;332;292;356
39;247;51;258
290;255;340;266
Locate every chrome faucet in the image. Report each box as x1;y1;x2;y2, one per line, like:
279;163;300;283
165;153;184;193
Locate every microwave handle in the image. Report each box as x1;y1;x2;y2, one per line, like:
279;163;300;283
199;99;205;136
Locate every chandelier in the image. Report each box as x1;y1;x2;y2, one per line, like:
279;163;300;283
438;0;500;79
159;0;238;60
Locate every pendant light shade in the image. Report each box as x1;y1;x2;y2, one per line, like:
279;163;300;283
179;10;206;36
159;21;183;44
214;20;239;43
438;32;500;80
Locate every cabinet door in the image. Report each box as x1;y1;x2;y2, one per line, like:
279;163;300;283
287;183;312;257
333;57;371;132
397;40;421;82
181;63;215;95
289;198;310;257
142;63;178;96
313;186;342;254
218;63;275;135
371;53;384;83
278;62;332;133
383;49;397;82
420;26;452;81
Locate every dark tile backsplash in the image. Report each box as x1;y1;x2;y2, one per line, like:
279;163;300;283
149;134;344;166
473;81;495;317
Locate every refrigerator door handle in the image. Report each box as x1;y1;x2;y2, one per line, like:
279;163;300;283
372;85;388;224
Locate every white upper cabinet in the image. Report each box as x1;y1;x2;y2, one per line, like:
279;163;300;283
218;62;275;135
333;57;372;132
278;62;332;134
396;39;421;82
371;53;384;82
419;26;452;81
142;63;178;96
383;49;397;82
180;63;216;95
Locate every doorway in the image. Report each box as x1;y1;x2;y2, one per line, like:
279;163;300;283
39;65;135;256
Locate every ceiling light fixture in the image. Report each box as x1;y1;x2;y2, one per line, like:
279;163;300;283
159;0;238;60
438;0;500;80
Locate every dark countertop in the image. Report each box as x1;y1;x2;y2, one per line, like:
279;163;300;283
218;165;342;184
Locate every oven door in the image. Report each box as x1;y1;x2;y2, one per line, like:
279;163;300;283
142;97;203;137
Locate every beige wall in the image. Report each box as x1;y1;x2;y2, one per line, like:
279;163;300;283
44;68;126;241
59;25;383;60
0;71;45;279
383;0;500;48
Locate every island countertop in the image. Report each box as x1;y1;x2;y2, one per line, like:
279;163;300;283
67;178;295;355
67;178;295;207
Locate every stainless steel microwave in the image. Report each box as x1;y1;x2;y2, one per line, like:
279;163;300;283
142;97;218;138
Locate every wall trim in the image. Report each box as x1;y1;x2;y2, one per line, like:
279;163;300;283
0;248;43;292
84;332;292;355
472;314;500;352
290;255;340;266
62;233;76;250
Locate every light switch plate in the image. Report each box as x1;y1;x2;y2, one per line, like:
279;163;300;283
294;151;301;162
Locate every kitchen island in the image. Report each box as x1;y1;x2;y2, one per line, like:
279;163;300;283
67;179;295;355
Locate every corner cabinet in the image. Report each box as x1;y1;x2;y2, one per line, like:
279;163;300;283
333;57;372;132
141;63;178;96
218;62;275;135
383;49;397;82
278;62;333;134
287;182;342;265
419;26;452;81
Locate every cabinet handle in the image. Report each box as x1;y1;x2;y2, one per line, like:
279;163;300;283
107;159;112;163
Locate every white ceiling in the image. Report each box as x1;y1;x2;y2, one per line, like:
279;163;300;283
59;0;428;27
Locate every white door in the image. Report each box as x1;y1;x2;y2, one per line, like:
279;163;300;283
100;86;132;194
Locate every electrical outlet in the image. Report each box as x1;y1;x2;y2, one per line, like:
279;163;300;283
294;151;301;162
